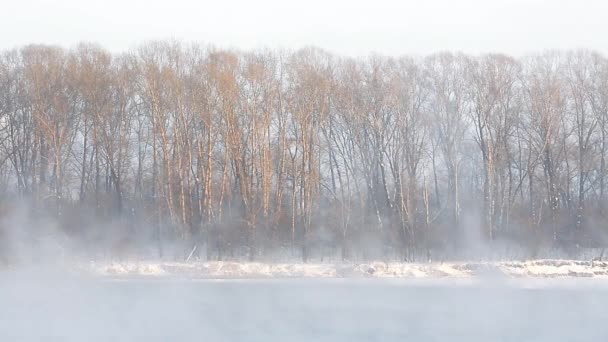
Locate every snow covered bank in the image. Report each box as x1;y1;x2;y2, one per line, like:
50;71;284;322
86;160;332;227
83;259;608;279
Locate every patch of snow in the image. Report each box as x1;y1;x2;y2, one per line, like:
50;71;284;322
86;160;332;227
82;259;608;279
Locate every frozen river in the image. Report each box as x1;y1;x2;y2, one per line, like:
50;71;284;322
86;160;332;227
1;276;608;341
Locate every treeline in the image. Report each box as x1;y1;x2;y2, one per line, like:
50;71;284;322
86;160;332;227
1;42;608;262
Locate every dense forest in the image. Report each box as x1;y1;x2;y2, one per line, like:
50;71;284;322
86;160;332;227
1;42;608;262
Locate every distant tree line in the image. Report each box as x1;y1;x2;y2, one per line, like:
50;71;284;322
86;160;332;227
1;42;608;262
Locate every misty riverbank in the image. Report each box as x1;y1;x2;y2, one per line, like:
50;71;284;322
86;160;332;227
64;259;608;279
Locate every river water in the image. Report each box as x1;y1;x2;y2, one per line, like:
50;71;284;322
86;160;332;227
1;276;607;341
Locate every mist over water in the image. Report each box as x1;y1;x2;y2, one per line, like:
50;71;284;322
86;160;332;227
1;275;607;341
2;10;608;341
1;199;606;340
2;0;608;340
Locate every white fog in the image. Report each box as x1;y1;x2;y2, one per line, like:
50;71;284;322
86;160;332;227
2;0;608;340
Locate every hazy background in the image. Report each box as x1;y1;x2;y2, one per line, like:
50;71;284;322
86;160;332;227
1;0;607;56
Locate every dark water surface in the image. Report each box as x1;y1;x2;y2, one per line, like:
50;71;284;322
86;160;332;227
1;276;607;341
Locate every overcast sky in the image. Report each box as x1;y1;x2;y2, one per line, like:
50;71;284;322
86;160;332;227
0;0;606;56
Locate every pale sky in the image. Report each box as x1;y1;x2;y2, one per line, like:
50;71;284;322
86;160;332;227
0;0;606;56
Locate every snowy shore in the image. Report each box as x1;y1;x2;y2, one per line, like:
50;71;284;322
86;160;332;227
82;259;608;279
